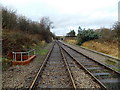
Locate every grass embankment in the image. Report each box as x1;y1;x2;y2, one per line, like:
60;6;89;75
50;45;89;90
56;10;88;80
81;39;118;58
65;40;78;45
65;39;118;58
31;41;48;56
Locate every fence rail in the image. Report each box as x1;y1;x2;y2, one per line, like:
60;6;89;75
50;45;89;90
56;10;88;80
12;49;35;61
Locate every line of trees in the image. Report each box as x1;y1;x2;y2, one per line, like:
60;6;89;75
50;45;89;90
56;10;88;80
2;7;55;43
2;7;55;55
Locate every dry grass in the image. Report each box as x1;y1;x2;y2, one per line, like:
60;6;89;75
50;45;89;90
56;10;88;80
82;39;118;58
65;40;77;44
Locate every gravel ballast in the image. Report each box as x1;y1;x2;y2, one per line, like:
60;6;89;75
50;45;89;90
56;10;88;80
64;51;101;88
37;43;72;88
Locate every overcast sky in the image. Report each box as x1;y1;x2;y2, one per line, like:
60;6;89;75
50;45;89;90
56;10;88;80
0;0;119;36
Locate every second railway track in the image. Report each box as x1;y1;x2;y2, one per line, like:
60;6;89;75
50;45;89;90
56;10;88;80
59;41;120;90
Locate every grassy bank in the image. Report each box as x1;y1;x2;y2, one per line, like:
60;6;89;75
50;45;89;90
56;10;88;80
31;41;49;56
65;40;77;45
81;39;118;58
2;40;49;70
64;39;118;58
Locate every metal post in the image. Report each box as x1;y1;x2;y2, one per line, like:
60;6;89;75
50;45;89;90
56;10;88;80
15;53;16;61
28;52;29;59
21;53;22;61
13;52;14;61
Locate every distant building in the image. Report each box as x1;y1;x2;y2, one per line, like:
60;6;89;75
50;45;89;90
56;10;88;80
55;36;65;40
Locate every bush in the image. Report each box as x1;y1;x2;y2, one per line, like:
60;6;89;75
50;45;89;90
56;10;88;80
66;30;76;36
77;29;100;45
2;30;41;56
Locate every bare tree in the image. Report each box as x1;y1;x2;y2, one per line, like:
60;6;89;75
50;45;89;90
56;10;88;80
39;17;54;42
2;7;17;30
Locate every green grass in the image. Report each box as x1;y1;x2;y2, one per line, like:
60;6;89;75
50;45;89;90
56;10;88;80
36;49;48;55
105;59;120;72
31;42;48;55
105;59;117;66
2;57;12;70
0;57;2;63
112;67;120;72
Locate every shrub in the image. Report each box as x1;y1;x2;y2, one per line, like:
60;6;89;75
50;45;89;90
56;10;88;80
77;29;100;45
2;30;41;56
66;30;76;36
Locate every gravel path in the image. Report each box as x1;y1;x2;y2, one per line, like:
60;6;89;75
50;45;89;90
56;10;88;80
2;43;53;89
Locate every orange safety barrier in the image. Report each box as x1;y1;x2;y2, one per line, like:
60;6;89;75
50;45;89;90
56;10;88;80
11;55;36;65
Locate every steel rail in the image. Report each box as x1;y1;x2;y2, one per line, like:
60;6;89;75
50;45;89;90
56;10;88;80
60;44;107;89
29;43;55;89
12;49;35;54
58;44;76;89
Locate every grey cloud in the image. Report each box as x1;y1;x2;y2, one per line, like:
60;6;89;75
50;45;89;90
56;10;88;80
1;0;118;36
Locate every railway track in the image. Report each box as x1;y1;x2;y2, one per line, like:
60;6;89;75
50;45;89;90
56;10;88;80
29;42;76;89
61;46;101;88
29;41;105;89
58;41;120;90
